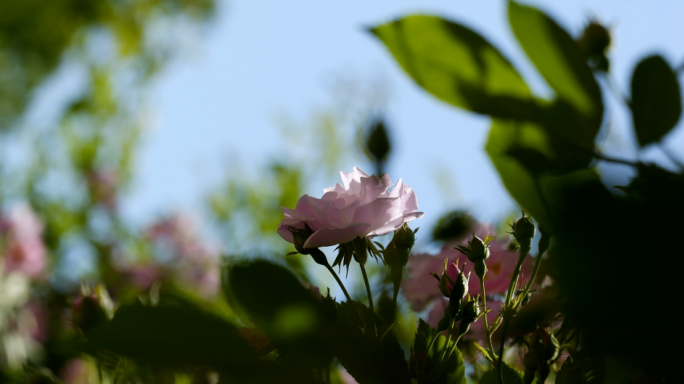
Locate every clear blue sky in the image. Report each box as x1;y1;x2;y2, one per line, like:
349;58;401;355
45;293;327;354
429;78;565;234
123;0;684;235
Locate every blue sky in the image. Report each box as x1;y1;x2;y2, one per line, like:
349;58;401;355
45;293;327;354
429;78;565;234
124;0;684;235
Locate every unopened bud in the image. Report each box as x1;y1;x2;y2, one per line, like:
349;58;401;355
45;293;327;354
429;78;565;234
288;225;329;266
455;233;490;264
449;267;469;318
365;117;391;163
461;298;480;324
512;212;536;248
393;223;415;249
352;236;368;265
578;21;611;59
438;259;459;297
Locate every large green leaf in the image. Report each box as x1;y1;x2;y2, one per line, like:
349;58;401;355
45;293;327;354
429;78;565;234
88;305;255;367
371;15;538;120
225;259;320;340
630;55;682;147
331;301;411;384
479;362;524;384
225;259;331;370
508;1;603;130
486;119;601;230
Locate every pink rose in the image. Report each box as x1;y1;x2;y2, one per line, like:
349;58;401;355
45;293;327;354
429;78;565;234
277;167;423;248
0;204;47;278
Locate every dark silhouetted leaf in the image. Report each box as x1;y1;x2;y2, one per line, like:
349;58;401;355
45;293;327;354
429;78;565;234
479;362;524;384
630;55;682;147
225;259;330;370
226;260;319;340
508;1;603;129
88;305;255;368
371;15;538;120
486;119;601;230
331;301;410;384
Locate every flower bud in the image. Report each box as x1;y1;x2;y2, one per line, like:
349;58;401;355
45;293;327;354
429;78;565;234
352;236;368;265
289;225;313;255
386;223;415;271
448;267;469;318
365;117;391;164
461;297;480;324
438;259;459;297
578;21;611;59
288;225;329;266
455;233;490;263
512;212;536;248
393;222;415;249
457;297;480;335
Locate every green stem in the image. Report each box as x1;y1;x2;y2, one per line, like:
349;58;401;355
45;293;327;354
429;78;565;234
505;245;530;306
359;263;374;313
326;264;352;302
519;235;550;305
428;317;456;380
497;316;512;384
434;324;469;380
436;319;456;367
480;277;496;360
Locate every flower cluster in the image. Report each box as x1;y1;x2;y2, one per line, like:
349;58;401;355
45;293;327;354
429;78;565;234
402;222;534;340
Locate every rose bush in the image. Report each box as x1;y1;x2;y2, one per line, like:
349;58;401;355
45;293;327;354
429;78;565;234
402;222;534;339
277;167;423;248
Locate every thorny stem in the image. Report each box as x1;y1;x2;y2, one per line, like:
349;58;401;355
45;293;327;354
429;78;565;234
434;324;469;380
428;317;456;380
480;278;496;360
498;234;551;384
497;315;512;384
360;263;374;314
505;245;530;306
519;234;551;307
325;264;352;302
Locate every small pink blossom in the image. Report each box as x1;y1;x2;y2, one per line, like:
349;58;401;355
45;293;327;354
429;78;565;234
0;204;47;278
277;167;423;248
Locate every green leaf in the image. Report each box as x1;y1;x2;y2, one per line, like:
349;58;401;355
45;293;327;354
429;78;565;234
479;362;524;384
225;259;320;340
508;1;602;125
371;15;538;120
486;119;603;230
331;301;410;384
88;305;255;367
630;55;682;147
428;336;467;384
473;341;495;364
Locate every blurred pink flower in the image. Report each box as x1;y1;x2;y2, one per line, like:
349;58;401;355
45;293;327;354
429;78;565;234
277;167;423;248
135;213;221;295
59;359;89;384
402;222;534;340
0;203;47;278
123;263;163;289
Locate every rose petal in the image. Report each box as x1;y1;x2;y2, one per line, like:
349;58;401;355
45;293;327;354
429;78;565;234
303;223;370;248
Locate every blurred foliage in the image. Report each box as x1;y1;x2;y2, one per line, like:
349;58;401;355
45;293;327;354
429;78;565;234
372;1;684;382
